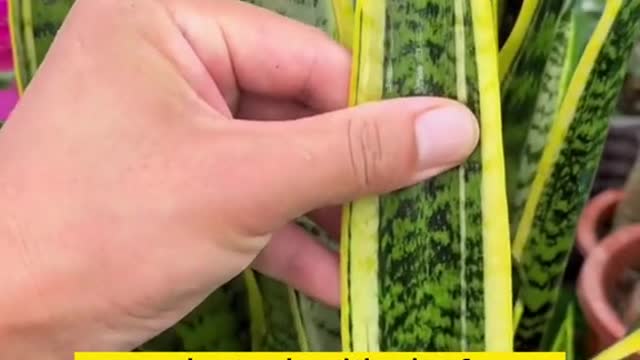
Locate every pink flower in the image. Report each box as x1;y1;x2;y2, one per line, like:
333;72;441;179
0;0;18;122
0;0;12;71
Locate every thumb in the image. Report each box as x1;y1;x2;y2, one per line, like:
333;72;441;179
235;97;479;230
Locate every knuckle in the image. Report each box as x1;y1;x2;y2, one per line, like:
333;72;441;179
347;116;387;191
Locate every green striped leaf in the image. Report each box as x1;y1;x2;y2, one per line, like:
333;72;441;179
540;287;578;351
241;0;352;46
498;0;540;81
244;217;341;352
8;0;75;94
506;3;577;239
137;275;251;351
499;0;570;207
245;270;303;351
549;317;567;354
173;276;251;351
331;0;355;49
549;301;575;360
511;0;640;349
294;290;341;351
294;217;341;351
498;0;523;49
540;294;577;360
341;0;511;352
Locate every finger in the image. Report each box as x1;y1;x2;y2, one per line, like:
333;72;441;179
307;206;342;242
165;0;350;112
226;97;479;230
237;93;314;121
252;223;340;307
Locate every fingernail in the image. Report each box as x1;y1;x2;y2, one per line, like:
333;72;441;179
415;105;479;170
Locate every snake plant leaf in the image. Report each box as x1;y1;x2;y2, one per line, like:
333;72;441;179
497;0;506;30
8;0;75;93
541;287;578;351
549;317;567;355
135;327;184;352
498;0;523;49
498;0;540;81
245;269;303;351
506;2;577;241
507;0;608;249
565;306;575;360
245;217;341;352
294;291;341;351
330;0;354;49
511;0;640;349
136;275;251;351
591;328;640;360
491;0;500;37
494;0;512;45
549;301;575;360
341;0;511;352
242;0;334;31
241;0;352;48
562;311;575;360
499;0;571;208
173;275;251;351
294;217;341;351
566;324;575;359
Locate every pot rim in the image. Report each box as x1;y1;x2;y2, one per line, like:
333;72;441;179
577;189;626;257
578;223;640;345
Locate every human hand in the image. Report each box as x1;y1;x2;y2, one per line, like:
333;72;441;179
0;0;478;356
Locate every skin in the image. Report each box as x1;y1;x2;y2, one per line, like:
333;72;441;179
0;0;478;357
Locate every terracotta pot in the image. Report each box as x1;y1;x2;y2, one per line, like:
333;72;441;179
577;189;626;257
577;224;640;359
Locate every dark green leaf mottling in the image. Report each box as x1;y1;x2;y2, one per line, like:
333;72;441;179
376;0;484;351
514;0;640;349
242;0;337;36
138;275;251;351
507;4;575;237
252;274;301;351
500;0;566;211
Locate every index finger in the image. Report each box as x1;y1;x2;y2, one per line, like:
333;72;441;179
166;0;352;113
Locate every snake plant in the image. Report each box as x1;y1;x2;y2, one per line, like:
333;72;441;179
6;0;640;358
